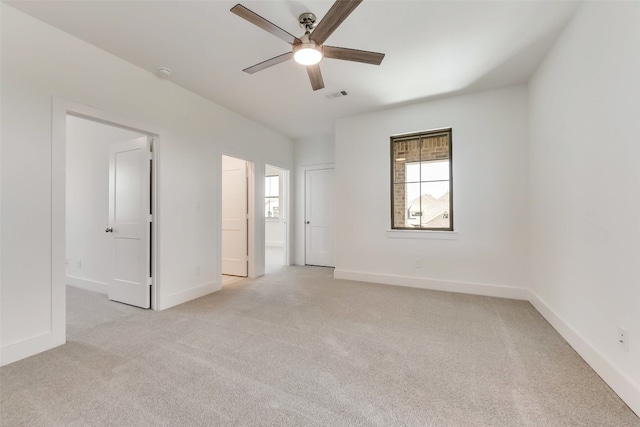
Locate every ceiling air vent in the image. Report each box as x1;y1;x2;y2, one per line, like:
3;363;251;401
326;90;348;99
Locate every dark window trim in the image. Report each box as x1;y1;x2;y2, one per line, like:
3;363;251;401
390;128;453;231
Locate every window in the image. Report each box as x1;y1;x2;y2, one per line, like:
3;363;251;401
391;129;452;231
265;175;280;218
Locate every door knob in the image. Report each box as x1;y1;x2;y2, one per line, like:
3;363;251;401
306;221;310;224
105;227;113;233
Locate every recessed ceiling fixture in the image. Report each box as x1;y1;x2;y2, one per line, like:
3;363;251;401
157;67;172;78
230;1;385;91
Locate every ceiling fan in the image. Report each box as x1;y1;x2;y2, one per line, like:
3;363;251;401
230;0;385;91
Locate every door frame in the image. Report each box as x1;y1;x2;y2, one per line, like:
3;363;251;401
295;163;334;266
265;164;291;267
304;166;336;267
52;98;161;342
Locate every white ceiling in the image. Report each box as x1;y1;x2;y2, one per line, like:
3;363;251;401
7;0;579;140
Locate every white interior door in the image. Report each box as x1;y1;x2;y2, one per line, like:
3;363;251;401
222;155;248;276
107;137;151;308
305;168;335;267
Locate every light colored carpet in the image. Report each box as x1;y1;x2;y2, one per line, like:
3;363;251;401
1;266;638;426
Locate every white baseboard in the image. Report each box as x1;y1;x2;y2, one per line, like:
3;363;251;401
529;291;640;416
66;275;108;294
333;269;528;300
159;282;219;310
0;331;64;367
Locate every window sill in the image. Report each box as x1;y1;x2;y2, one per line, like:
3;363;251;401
386;230;459;240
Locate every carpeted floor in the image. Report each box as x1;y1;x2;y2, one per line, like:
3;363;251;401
1;266;638;426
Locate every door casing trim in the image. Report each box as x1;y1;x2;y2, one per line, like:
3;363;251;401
52;98;162;349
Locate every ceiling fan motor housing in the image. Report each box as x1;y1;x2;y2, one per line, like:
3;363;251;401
298;13;317;31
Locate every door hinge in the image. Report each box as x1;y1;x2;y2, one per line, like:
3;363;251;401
146;277;152;286
148;214;153;222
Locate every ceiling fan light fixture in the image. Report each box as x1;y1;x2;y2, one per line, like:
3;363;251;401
231;2;385;90
293;43;323;65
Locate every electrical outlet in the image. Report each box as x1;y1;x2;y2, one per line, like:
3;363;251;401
618;327;628;351
76;260;82;269
196;265;201;276
415;259;422;269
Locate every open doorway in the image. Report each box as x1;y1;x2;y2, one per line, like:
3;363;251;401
265;164;290;273
49;99;161;348
66;115;154;308
65;114;156;335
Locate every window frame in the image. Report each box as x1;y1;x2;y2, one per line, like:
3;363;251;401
390;128;453;232
265;174;280;219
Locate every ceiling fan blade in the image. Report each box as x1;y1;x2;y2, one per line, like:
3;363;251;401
306;64;325;91
243;52;293;74
231;4;301;45
310;0;363;45
323;46;385;65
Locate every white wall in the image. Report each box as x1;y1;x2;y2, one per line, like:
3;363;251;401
334;86;529;299
0;4;293;366
66;116;145;293
529;2;640;414
293;135;335;265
